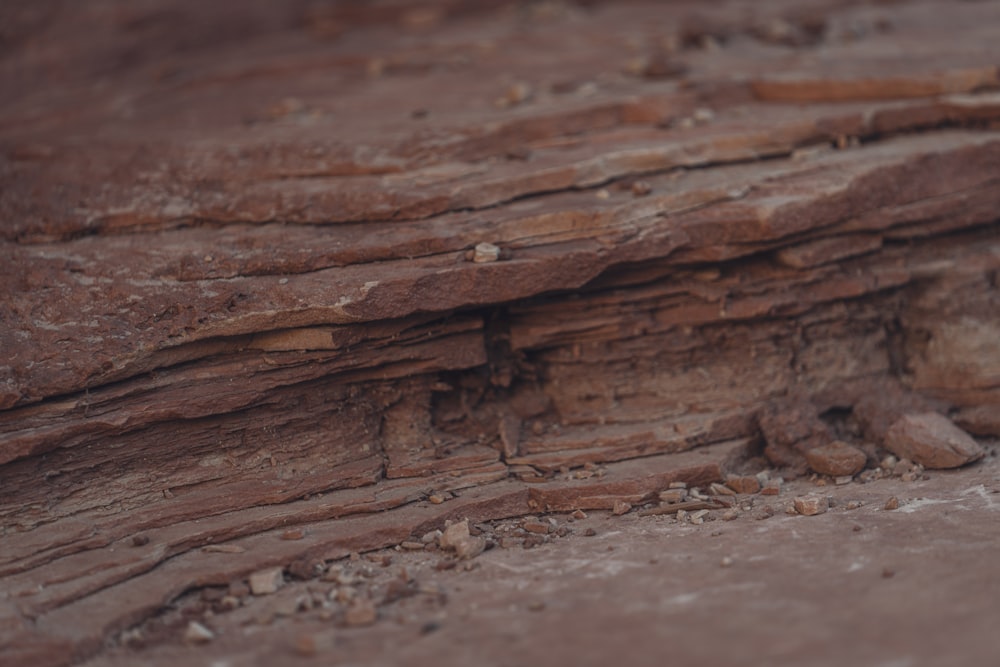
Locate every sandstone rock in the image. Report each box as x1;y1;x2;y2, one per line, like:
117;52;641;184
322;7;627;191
3;1;1000;663
184;621;214;644
343;599;377;627
804;441;868;477
726;476;761;495
249;568;285;596
884;413;985;469
438;519;486;560
793;496;829;516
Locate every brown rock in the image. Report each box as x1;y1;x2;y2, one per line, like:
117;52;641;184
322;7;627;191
343;599;377;627
612;500;633;515
249;568;285;596
884;413;985;469
726;476;761;495
804;441;868;477
522;520;550;535
793;495;829;516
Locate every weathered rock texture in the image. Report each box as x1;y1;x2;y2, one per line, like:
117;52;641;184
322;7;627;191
1;1;999;664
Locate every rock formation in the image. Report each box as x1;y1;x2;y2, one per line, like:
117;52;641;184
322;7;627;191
1;1;999;664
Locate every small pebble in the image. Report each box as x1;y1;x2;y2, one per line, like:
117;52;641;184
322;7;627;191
631;181;652;196
793;495;828;516
612;500;632;515
249;568;285;596
343;599;377;627
884;496;900;511
184;621;214;644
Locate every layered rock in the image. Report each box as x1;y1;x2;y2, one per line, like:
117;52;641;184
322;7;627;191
2;1;999;664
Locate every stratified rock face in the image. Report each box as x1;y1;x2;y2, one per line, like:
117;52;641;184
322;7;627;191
1;1;999;664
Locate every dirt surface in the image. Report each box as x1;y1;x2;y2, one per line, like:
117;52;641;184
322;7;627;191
84;447;1000;667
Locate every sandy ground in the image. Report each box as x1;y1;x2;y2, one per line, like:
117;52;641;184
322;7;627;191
89;444;1000;667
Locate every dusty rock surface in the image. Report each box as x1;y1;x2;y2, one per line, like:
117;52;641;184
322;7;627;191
80;446;1000;667
2;1;1000;665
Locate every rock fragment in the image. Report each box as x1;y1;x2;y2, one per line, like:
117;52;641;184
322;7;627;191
438;519;485;559
793;495;829;516
612;500;632;515
472;242;501;263
726;475;761;495
343;598;377;627
249;568;285;595
184;621;214;644
804;440;868;476
884;412;984;469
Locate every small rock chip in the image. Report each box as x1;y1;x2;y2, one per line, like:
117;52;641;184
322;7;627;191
249;567;285;596
595;188;611;200
401;541;425;550
721;509;739;521
439;520;471;549
884;496;900;511
612;500;632;515
439;519;486;559
131;534;150;547
793;495;829;516
659;488;686;503
184;621;214;644
709;482;736;497
720;556;733;568
805;441;868;477
884;412;984;469
472;242;501;263
281;528;306;541
835;475;854;486
421;529;442;544
726;475;761;495
760;478;783;496
343;599;377;627
523;520;550;535
571;509;587;520
454;536;486;560
631;180;652;196
584;528;597;537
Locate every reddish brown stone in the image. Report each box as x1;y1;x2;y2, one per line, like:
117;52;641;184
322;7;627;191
884;413;985;469
804;441;868;477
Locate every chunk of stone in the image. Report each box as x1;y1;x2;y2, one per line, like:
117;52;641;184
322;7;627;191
804;441;867;476
793;495;829;516
343;598;377;627
438;519;485;559
249;567;285;595
184;621;214;644
725;475;761;495
884;412;985;469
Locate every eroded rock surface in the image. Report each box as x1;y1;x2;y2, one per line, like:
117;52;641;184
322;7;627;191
2;1;999;665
